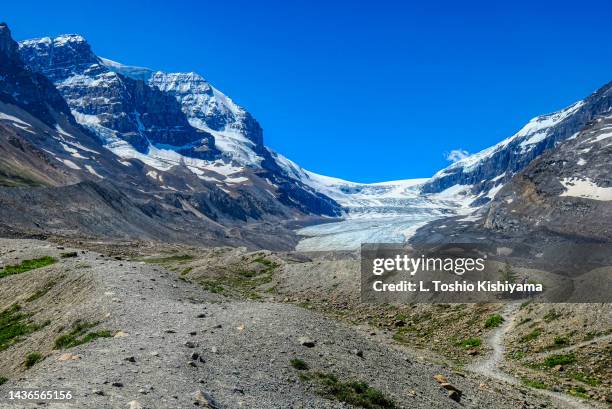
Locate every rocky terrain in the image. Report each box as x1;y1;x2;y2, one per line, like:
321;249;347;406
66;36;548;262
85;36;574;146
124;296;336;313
4;237;604;408
1;237;599;409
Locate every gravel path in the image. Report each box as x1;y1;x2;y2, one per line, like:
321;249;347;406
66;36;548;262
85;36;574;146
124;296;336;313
0;239;568;408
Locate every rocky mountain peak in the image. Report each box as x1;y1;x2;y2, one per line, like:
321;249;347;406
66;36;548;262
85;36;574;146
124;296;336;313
19;33;100;81
0;23;73;125
0;23;20;66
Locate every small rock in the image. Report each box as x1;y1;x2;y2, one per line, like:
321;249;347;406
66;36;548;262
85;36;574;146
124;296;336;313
58;353;80;362
185;341;196;348
125;356;136;363
298;336;316;348
394;320;406;327
93;390;104;396
193;390;211;406
433;374;448;384
128;400;143;409
112;382;124;387
211;346;218;353
114;331;129;338
196;313;206;318
440;383;461;394
448;390;461;402
188;361;198;368
150;351;159;357
191;352;200;360
466;349;479;356
553;364;564;372
189;331;197;336
350;349;364;358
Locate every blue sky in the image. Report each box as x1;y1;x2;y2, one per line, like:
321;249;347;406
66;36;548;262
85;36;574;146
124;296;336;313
4;1;612;182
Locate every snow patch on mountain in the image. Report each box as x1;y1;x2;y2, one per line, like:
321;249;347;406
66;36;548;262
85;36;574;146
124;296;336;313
560;178;612;201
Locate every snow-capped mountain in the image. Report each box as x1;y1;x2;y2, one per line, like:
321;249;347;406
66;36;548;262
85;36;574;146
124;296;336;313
483;106;612;241
4;23;611;250
17;33;342;218
421;83;612;206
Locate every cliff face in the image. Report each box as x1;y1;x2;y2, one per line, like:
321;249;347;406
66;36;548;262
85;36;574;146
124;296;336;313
19;35;219;158
0;23;73;126
483;110;612;241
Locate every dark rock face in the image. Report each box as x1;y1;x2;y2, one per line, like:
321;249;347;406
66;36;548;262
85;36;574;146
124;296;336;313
421;82;612;203
148;72;264;148
19;35;219;158
483;113;612;241
413;108;612;247
18;33;342;218
0;23;72;126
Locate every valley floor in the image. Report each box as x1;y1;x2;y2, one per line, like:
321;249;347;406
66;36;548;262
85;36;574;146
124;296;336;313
0;239;608;409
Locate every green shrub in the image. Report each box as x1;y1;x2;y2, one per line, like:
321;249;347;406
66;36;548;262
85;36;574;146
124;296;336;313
303;372;396;408
24;352;42;368
484;314;504;328
54;321;112;349
553;336;569;346
290;358;309;370
456;337;481;348
0;376;7;385
522;378;547;389
520;328;542;343
544;354;575;368
570;373;601;386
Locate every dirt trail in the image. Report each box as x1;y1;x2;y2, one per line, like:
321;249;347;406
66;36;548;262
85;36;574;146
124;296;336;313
467;303;595;409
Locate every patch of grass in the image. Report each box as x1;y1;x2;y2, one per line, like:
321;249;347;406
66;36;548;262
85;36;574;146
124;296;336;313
570;372;601;386
200;281;225;294
24;352;43;368
544;354;575;368
180;267;193;276
0;376;7;385
484;314;504;328
520;328;542;343
0;256;56;279
553;336;569;347
522;378;547;389
517;317;532;326
198;257;279;300
290;358;309;370
26;279;59;302
0;304;48;351
301;371;396;409
511;351;525;360
54;321;112;349
456;337;481;348
568;386;590;399
543;308;561;322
